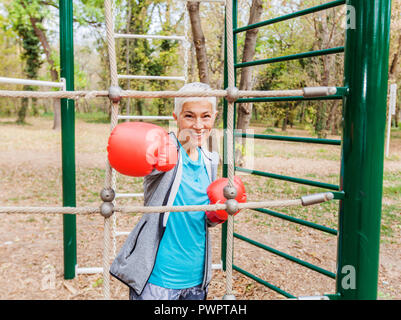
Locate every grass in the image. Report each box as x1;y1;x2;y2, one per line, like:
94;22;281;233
240;157;399;241
383;184;401;196
41;111;111;124
0;115;399;300
76;111;110;124
0;116;400;242
251;138;341;161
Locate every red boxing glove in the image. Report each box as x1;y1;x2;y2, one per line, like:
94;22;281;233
206;176;247;225
107;122;178;177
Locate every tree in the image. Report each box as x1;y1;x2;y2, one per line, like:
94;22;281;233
389;0;401;127
7;0;43;124
233;0;264;166
117;0;156;117
236;0;264;131
115;0;182;118
7;0;108;128
254;1;309;130
252;0;345;137
187;1;209;84
0;7;24;117
150;1;183;117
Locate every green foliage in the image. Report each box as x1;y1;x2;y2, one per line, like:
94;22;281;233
6;0;46;123
248;0;345;135
0;8;24;116
7;1;43;73
114;0;182;116
0;0;398;128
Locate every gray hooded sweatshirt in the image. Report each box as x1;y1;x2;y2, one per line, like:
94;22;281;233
109;132;220;296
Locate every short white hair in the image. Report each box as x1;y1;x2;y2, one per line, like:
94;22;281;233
174;82;217;116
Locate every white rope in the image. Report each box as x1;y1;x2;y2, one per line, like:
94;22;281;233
111;168;117;259
0;198;307;215
224;0;236;299
103;0;121;300
183;3;190;83
0;88;336;100
0;206;100;214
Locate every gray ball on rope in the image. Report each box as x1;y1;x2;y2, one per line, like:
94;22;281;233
100;202;114;218
226;86;240;103
223;185;238;200
225;199;239;216
100;188;115;202
108;86;122;103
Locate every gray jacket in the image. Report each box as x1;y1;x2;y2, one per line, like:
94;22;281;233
109;132;220;296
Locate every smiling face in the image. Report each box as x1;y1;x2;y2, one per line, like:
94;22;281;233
173;100;217;149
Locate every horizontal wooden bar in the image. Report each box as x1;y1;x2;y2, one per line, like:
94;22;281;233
236;86;348;103
236;95;342;103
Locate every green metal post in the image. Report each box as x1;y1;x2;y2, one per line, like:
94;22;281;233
60;0;77;280
337;0;392;299
221;12;229;271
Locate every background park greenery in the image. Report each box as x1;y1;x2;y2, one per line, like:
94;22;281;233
0;0;400;137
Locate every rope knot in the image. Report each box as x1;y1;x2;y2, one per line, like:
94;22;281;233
225;199;239;216
226;86;239;103
100;202;114;218
108;86;122;103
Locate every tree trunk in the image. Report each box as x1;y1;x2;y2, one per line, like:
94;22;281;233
187;1;217;152
389;33;401;78
234;0;263;167
314;12;330;139
282;107;289;131
190;42;197;83
299;104;305;124
29;16;61;129
389;33;401;127
53;99;61;129
136;100;143;118
236;0;263;131
17;87;29;124
187;2;209;83
125;0;132;120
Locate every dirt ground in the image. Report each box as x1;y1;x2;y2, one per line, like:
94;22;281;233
0;117;400;300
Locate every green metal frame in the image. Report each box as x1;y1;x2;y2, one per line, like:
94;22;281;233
56;1;391;294
222;0;392;300
60;0;77;280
